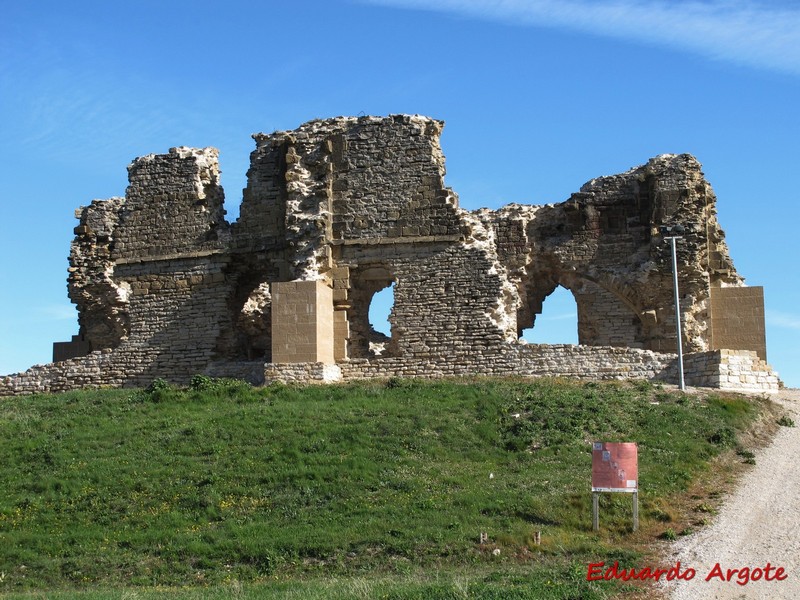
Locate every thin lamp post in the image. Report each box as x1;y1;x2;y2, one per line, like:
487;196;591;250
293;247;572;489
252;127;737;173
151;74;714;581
661;225;686;391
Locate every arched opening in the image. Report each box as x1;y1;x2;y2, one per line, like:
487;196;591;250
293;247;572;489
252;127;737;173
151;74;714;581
567;277;646;349
520;285;579;344
368;282;395;356
347;265;397;358
235;281;272;360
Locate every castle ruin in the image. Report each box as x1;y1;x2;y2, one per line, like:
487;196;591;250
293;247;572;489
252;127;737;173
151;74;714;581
0;115;779;395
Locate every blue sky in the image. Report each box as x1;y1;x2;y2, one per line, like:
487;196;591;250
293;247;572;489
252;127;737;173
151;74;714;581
1;0;798;386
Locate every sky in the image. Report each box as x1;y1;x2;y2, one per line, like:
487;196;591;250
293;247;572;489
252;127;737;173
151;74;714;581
1;0;798;387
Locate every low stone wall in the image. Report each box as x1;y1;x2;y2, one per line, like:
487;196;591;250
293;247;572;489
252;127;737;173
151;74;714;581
338;344;678;382
513;344;678;380
1;345;780;396
0;351;122;396
685;349;780;394
264;362;342;384
0;343;221;396
337;346;781;393
204;361;267;385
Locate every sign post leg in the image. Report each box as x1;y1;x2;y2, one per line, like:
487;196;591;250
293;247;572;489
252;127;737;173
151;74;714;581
592;492;599;532
632;491;639;532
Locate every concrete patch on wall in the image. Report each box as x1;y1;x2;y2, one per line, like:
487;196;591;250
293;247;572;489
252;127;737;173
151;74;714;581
709;286;768;361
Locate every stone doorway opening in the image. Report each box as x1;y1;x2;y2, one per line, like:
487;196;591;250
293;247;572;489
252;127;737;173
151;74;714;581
347;265;398;358
520;285;579;345
368;281;395;356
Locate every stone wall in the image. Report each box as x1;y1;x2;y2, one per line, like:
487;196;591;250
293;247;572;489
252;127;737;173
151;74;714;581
2;345;779;396
0;114;779;396
684;350;780;394
336;241;516;361
264;362;342;384
337;344;676;382
479;154;744;354
69;197;128;351
303;346;780;395
115;147;228;260
327;116;462;242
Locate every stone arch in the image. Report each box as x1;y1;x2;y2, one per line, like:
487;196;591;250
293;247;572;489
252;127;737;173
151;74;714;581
368;282;395;352
520;267;652;349
565;274;646;348
214;262;277;361
235;281;272;360
519;284;579;344
346;265;398;358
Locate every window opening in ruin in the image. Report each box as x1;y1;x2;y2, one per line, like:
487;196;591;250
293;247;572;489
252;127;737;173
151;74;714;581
520;285;579;344
221;170;245;221
368;282;395;356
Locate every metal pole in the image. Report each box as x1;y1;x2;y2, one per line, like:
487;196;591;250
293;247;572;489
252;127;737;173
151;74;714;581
668;236;686;391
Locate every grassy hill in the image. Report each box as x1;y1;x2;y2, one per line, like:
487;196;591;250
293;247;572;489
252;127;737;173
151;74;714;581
0;377;775;599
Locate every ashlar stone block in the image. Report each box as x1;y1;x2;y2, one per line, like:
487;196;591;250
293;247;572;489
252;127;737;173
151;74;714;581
271;280;335;364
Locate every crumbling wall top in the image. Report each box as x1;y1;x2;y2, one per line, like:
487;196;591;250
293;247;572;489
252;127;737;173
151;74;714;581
0;113;771;397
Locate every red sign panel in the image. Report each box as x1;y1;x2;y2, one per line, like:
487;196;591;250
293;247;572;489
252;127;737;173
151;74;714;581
592;442;638;492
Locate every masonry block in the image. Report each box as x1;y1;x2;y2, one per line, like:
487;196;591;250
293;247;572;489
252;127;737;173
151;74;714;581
271;280;335;364
709;286;768;361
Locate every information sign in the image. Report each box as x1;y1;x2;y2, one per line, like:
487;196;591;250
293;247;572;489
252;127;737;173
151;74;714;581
591;442;638;493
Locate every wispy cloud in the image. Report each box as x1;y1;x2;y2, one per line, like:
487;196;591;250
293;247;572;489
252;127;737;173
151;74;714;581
9;68;185;160
37;304;77;321
540;311;578;322
767;310;800;330
360;0;800;75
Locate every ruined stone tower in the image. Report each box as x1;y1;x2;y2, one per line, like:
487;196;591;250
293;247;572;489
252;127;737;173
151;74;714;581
0;115;778;395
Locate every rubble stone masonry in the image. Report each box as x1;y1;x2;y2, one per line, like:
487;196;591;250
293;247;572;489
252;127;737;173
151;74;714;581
0;115;779;395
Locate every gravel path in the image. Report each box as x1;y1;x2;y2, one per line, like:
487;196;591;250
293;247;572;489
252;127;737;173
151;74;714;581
662;389;800;600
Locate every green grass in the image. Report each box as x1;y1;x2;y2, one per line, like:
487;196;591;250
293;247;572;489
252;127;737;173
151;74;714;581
0;377;766;598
